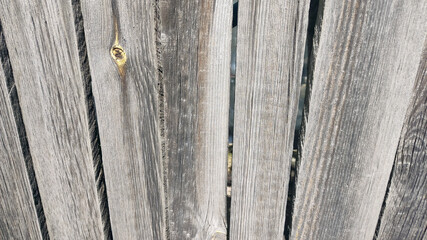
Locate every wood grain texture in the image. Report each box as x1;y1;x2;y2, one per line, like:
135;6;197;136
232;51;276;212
0;60;42;240
230;0;309;239
158;0;232;239
0;0;104;238
80;0;165;239
291;0;427;239
375;40;427;240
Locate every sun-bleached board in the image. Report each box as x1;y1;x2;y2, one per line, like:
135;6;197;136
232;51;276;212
80;0;165;239
230;0;310;239
0;57;42;240
0;0;103;239
375;40;427;240
158;0;232;239
291;0;427;239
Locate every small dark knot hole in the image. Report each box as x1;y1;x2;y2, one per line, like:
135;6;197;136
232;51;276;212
112;47;124;60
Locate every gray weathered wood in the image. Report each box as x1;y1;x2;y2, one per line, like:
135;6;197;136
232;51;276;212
80;1;165;239
230;0;309;239
0;60;42;240
291;0;427;239
158;1;232;239
0;1;104;238
375;40;427;240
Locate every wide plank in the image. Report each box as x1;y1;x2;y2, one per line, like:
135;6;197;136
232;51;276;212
80;0;165;239
0;54;42;240
230;0;310;239
291;0;427;239
375;40;427;240
0;0;104;238
158;0;232;239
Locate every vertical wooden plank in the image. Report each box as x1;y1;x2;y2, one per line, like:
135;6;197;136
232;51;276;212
230;0;309;239
0;61;42;240
291;0;427;239
80;0;164;239
0;0;104;238
158;0;232;239
376;40;427;240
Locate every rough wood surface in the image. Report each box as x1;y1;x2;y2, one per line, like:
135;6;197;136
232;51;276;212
80;0;165;239
0;60;42;240
230;0;309;239
158;1;232;239
291;0;427;239
375;40;427;240
0;1;104;238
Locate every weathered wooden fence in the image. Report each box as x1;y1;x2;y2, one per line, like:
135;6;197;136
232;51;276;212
0;0;426;239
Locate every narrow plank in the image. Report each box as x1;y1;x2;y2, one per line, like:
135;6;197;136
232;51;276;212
158;0;232;239
0;58;42;240
376;40;427;240
291;0;427;239
0;1;104;238
230;0;310;239
80;1;165;239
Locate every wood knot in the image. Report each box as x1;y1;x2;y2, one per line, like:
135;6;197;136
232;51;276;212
110;45;127;64
112;46;124;59
110;44;127;78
